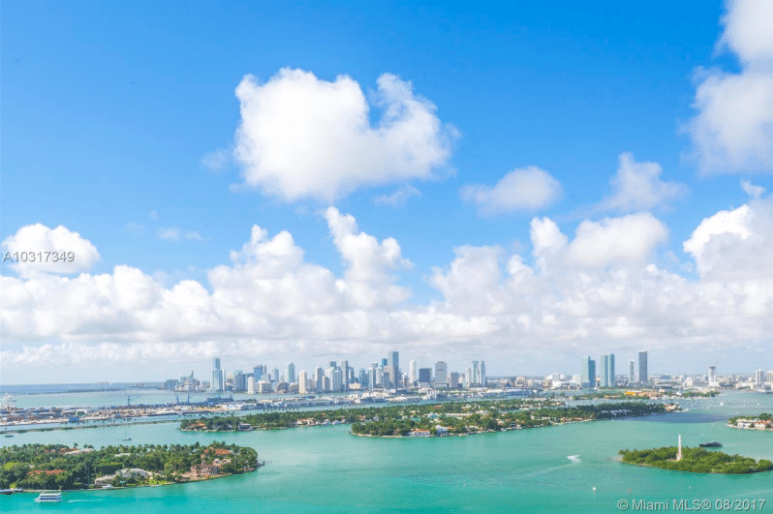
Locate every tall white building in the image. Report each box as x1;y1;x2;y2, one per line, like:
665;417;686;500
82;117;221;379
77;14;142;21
755;369;765;386
480;361;486;387
464;368;472;389
368;363;377;391
298;371;308;394
314;367;325;393
472;361;480;386
435;362;448;388
247;376;255;394
211;357;224;392
708;366;717;387
409;360;417;386
340;360;349;391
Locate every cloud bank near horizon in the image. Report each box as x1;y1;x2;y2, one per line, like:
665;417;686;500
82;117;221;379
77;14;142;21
3;196;772;372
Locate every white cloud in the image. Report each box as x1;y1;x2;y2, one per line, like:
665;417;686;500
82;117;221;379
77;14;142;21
1;224;100;275
156;228;204;243
596;153;687;212
325;207;412;308
3;207;773;375
530;213;668;270
184;231;205;242
156;227;180;241
126;223;145;237
202;149;230;172
373;184;421;206
741;179;766;198
685;0;773;173
683;196;773;280
563;214;669;268
232;68;457;202
717;0;773;66
461;166;562;215
148;210;159;221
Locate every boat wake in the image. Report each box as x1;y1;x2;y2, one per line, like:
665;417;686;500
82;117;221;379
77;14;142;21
567;455;581;463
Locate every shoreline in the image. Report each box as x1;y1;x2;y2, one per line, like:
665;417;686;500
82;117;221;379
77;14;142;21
7;464;264;496
726;424;773;432
619;460;773;475
2;418;181;434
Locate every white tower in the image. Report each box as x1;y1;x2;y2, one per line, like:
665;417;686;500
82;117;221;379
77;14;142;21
676;434;682;461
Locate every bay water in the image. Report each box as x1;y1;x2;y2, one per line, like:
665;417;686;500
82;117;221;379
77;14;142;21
2;391;771;513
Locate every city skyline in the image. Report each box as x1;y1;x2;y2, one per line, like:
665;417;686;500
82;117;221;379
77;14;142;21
3;1;773;384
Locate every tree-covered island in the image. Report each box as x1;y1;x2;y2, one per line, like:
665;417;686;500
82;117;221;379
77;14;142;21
180;399;676;437
351;401;674;437
0;442;259;491
619;447;773;474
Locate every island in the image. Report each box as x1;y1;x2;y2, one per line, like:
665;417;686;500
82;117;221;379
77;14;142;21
180;399;677;438
0;442;259;492
728;413;773;431
351;401;674;437
619;446;773;474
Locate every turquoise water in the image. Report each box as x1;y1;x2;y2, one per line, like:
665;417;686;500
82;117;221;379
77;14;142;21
2;391;772;513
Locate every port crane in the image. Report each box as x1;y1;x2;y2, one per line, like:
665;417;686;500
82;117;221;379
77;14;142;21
125;394;142;407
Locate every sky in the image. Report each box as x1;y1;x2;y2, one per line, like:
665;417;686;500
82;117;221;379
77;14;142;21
2;0;773;384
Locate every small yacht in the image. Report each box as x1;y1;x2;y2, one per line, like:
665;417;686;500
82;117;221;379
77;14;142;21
35;492;62;503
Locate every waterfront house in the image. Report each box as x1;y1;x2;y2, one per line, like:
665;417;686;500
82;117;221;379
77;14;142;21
27;469;65;478
189;462;221;478
409;429;431;437
94;468;152;486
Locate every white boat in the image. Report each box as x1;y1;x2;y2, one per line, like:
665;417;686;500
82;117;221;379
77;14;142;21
35;492;62;503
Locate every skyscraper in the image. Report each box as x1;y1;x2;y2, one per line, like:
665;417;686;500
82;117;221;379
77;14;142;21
386;351;399;389
472;361;480;386
409;360;417;386
708;366;717;387
314;367;325;393
629;360;635;384
212;357;223;392
253;365;264;382
480;361;486;387
600;355;610;388
434;362;448;388
233;370;246;392
419;368;432;385
638;351;648;384
755;369;765;386
298;371;308;394
608;354;615;387
287;363;296;384
340;360;349;391
581;357;596;388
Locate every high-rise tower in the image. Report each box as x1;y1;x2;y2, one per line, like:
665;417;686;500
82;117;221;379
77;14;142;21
387;351;399;388
638;351;648;384
581;357;596;388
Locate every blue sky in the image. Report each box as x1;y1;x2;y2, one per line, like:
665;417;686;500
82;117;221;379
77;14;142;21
2;0;773;384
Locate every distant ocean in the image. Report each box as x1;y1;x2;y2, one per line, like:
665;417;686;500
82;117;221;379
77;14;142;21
0;383;161;395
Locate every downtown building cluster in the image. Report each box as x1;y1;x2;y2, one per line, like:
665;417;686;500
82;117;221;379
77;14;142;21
175;353;490;395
